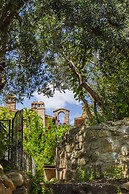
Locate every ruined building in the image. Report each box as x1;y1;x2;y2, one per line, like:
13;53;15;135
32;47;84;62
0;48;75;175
3;96;70;126
2;96;87;127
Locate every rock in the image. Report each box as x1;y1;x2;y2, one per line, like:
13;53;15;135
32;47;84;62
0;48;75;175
7;172;24;187
96;184;118;194
79;191;86;194
0;165;3;177
0;178;13;194
121;145;129;156
13;186;28;194
121;182;129;190
0;171;29;194
20;172;31;192
78;158;86;166
2;175;15;191
48;183;119;194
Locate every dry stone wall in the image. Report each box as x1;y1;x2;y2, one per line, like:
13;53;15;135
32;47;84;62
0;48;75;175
57;118;129;181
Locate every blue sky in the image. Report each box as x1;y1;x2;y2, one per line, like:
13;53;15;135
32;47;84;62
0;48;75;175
17;90;83;125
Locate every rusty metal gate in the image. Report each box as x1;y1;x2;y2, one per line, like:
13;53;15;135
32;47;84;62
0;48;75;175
10;109;23;170
0;109;35;173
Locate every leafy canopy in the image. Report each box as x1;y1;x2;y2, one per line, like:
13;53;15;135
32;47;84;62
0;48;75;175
1;0;129;120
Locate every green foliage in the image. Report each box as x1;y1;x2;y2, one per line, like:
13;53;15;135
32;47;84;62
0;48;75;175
80;169;94;182
23;108;70;170
85;112;107;126
0;126;8;159
23;108;70;192
23;108;44;175
117;186;122;194
0;108;13;159
0;107;14;120
74;168;94;182
35;0;129;121
28;173;44;194
29;177;53;194
96;71;129;120
41;186;53;194
102;166;124;180
74;166;124;182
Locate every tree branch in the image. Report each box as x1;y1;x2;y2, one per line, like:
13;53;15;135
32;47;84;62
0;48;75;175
80;94;93;123
62;52;105;112
0;0;29;29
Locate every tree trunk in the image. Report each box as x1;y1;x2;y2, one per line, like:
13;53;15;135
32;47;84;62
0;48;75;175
0;0;29;91
80;94;93;123
0;28;8;90
63;54;105;112
93;100;100;123
81;82;105;112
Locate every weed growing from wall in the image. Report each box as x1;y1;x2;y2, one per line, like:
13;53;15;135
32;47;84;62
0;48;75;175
102;166;124;180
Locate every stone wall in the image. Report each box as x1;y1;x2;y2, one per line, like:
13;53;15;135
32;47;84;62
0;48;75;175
44;182;128;194
57;118;129;181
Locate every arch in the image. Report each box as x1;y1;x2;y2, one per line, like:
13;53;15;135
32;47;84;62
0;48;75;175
53;108;70;125
58;112;65;124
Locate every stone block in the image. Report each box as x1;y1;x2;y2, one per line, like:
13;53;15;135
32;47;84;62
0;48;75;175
117;126;129;135
0;183;12;194
0;165;3;177
71;160;78;169
99;153;118;163
66;145;72;153
101;139;113;153
2;175;15;191
90;151;99;162
7;172;24;188
13;186;28;194
121;181;129;191
59;158;66;168
75;142;82;151
121;144;129;156
78;158;86;166
78;135;83;142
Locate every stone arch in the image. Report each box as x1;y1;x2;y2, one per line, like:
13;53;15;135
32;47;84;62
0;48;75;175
53;108;70;125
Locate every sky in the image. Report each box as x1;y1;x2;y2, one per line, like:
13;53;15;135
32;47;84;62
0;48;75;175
17;90;83;125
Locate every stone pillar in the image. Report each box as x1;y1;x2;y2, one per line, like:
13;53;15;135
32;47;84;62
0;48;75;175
64;110;69;124
5;96;17;110
31;101;45;127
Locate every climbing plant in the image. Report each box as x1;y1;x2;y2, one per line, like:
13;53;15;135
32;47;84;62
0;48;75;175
24;108;70;194
23;108;70;173
0;107;14;159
